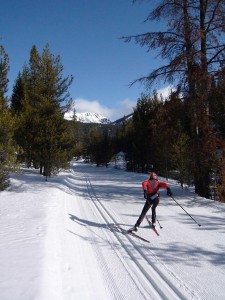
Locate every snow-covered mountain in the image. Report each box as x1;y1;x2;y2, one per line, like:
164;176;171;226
65;111;111;124
76;112;111;124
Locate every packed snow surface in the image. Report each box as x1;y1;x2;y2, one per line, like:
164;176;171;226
1;160;225;300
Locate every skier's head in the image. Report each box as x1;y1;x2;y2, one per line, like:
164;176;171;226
150;172;157;180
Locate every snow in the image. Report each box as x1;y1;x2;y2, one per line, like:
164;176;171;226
64;111;111;124
1;160;225;300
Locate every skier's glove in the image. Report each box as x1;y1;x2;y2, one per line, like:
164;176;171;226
167;188;173;196
144;191;147;199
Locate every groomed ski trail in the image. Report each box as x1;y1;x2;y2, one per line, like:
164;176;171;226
62;167;198;300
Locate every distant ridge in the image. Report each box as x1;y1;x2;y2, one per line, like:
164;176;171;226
110;113;133;125
76;112;111;124
65;112;111;124
65;111;133;125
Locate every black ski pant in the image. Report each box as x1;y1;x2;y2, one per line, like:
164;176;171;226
135;196;159;227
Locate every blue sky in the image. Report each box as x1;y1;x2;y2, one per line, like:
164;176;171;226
1;0;168;121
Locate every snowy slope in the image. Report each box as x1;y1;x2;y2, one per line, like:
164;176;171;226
1;160;225;299
64;111;111;124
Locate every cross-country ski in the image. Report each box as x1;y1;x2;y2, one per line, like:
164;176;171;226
146;215;160;236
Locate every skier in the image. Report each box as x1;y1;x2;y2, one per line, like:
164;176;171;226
129;172;173;232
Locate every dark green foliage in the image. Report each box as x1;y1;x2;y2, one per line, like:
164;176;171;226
0;163;10;191
129;92;160;172
84;125;114;167
11;72;26;113
0;45;17;190
11;44;73;176
151;92;190;176
209;77;225;138
0;46;9;108
114;118;135;170
171;132;192;187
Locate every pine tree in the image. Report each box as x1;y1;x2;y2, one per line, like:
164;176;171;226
0;45;9;109
0;103;17;190
0;45;17;190
171;131;192;188
11;72;26;113
114;118;136;171
86;126;104;166
11;44;73;176
132;92;160;172
150;91;190;178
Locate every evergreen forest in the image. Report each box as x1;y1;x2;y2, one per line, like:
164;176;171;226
1;1;225;202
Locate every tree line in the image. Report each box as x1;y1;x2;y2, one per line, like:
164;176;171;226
0;43;225;201
0;44;74;188
121;0;225;201
1;0;225;202
74;89;224;202
78;0;225;201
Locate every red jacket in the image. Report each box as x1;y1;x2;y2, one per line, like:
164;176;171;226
142;180;148;191
146;179;169;195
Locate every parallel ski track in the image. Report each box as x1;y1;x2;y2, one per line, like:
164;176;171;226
83;174;194;300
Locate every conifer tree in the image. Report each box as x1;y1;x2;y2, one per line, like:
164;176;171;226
113;118;136;171
0;102;17;190
150;92;190;177
85;125;114;167
11;44;73;176
11;72;26;114
0;45;17;190
0;45;9;109
171;131;192;188
86;126;104;166
131;92;160;172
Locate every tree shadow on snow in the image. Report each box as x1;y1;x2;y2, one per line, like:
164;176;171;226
68;213;128;235
68;213;109;229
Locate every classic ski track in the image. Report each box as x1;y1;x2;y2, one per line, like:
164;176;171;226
83;173;195;300
66;169;197;299
75;185;125;300
66;172;149;299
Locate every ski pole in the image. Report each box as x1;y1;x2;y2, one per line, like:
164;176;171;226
171;196;201;227
157;219;163;229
